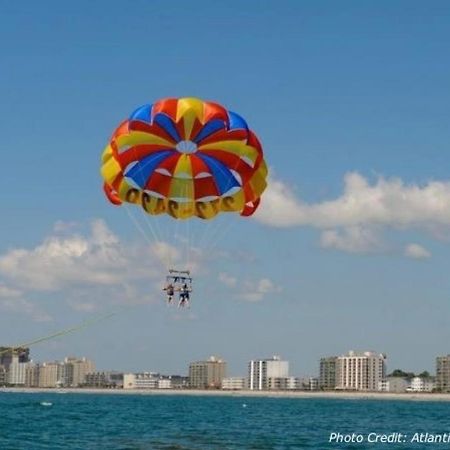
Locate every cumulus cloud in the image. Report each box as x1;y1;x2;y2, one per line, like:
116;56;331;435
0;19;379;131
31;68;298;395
320;226;384;254
0;220;184;320
404;243;431;259
218;272;237;288
0;296;52;322
255;172;450;256
256;172;450;229
0;283;22;298
217;272;281;302
238;278;282;302
0;219;179;292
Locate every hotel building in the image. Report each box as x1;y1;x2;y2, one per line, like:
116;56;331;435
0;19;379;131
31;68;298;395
189;356;227;389
336;351;386;391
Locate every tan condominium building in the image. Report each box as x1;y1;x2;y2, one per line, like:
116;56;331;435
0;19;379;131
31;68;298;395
189;356;226;389
62;357;95;387
436;355;450;392
336;351;386;391
38;362;60;388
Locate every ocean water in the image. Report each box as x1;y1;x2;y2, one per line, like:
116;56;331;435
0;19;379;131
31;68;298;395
1;393;450;450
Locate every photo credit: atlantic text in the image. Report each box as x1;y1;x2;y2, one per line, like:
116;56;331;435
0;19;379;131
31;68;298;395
329;432;450;445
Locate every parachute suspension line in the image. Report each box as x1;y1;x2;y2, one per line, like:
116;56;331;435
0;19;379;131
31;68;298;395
195;154;243;258
204;217;237;259
184;180;192;271
127;144;172;271
186;204;192;270
124;204;170;271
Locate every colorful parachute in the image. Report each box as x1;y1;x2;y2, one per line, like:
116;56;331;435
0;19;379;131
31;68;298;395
101;97;268;219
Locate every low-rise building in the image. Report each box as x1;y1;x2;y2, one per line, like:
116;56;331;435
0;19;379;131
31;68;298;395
166;375;188;389
408;377;435;392
123;372;159;389
84;371;123;388
297;377;319;391
158;379;172;389
378;377;409;393
222;377;246;390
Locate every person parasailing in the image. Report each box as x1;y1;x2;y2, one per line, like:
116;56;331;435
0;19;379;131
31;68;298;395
178;282;192;308
163;282;175;304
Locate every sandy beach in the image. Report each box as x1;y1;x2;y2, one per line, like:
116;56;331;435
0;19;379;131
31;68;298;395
2;387;450;402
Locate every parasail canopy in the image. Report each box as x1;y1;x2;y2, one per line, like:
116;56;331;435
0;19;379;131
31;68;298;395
101;97;268;220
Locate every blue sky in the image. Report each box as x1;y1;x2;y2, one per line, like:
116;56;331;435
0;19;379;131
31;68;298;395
1;1;450;377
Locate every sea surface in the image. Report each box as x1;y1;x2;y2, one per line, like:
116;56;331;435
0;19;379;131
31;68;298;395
1;392;450;449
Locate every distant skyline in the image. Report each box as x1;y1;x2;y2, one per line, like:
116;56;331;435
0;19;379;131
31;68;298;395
1;1;450;376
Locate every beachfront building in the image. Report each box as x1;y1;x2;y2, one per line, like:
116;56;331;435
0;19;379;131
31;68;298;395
189;356;227;389
167;375;189;389
436;355;450;392
38;362;60;388
7;354;29;386
25;364;40;387
319;357;338;390
0;365;6;386
0;347;30;369
123;372;159;389
222;377;246;390
336;351;386;391
378;376;409;393
123;373;188;390
407;376;435;392
62;357;95;387
298;377;319;391
248;356;289;390
84;372;124;388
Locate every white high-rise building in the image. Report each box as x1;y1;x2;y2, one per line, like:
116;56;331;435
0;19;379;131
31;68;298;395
248;356;289;390
7;355;29;386
336;351;386;391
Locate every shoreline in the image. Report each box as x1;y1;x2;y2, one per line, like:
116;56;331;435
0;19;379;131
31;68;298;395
2;387;450;402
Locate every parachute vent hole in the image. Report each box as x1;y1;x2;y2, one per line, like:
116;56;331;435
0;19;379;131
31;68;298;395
176;140;198;154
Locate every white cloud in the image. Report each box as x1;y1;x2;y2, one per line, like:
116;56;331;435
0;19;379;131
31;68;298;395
0;283;22;298
320;226;383;253
53;220;79;233
0;219;174;292
404;243;431;260
0;219;185;320
0;283;51;322
255;172;450;255
256;172;450;229
0;296;52;322
238;278;282;302
218;272;237;288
